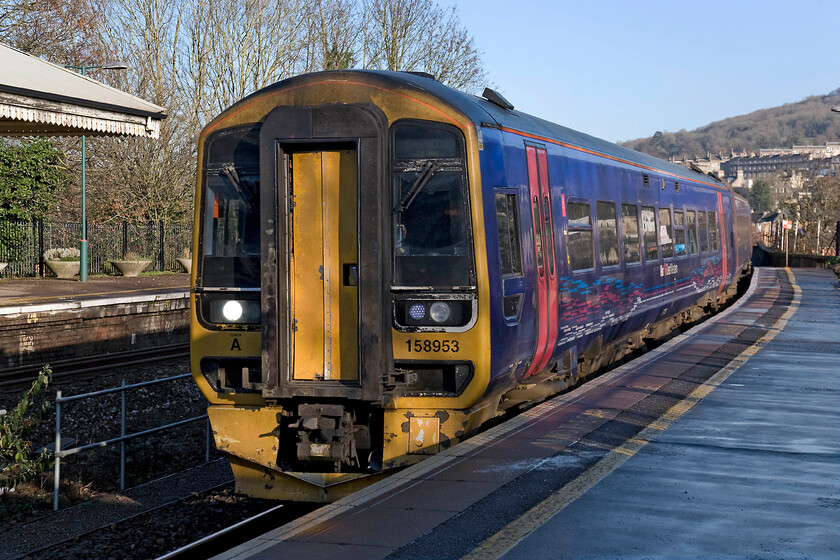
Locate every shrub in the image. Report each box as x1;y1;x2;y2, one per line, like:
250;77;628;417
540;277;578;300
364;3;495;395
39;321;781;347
43;248;80;261
0;367;53;490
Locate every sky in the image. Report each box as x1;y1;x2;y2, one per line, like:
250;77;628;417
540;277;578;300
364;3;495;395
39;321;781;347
447;0;840;143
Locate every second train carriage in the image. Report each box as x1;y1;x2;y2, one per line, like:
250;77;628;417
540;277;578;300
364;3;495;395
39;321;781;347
190;70;752;502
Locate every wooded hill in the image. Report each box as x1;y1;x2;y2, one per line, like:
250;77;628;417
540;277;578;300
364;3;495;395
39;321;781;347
619;89;840;160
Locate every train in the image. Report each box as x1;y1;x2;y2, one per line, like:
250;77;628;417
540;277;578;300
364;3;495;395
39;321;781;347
189;70;752;502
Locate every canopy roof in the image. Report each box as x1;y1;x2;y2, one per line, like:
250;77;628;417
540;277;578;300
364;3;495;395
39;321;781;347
0;43;167;138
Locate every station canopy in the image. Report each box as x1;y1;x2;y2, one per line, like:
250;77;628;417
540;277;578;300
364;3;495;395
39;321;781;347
0;43;166;138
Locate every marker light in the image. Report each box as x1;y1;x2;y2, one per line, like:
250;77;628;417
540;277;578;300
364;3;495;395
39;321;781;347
408;304;426;320
222;300;244;322
429;302;451;323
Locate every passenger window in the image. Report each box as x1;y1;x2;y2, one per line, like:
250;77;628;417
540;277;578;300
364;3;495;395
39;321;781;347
567;202;593;271
709;211;720;251
641;206;658;262
674;210;687;257
698;211;709;252
596;201;619;267
495;192;522;277
621;204;641;264
687;210;698;254
543;196;555;276
659;207;674;258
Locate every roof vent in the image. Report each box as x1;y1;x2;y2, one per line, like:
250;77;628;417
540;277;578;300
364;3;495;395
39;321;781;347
405;71;436;81
482;88;514;110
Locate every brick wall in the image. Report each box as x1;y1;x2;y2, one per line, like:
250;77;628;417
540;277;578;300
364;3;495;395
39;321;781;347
0;296;190;370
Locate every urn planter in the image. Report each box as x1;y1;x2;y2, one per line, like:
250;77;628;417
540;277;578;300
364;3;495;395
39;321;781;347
111;259;152;277
46;260;80;279
176;257;192;274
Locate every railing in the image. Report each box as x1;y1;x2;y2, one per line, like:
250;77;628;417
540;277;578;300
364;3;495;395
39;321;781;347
0;218;192;277
52;374;211;511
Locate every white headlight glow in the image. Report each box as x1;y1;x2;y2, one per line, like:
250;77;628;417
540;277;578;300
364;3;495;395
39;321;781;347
222;300;244;322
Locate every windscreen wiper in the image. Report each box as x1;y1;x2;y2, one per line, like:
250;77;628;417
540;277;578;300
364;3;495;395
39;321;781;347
397;161;437;212
222;164;241;190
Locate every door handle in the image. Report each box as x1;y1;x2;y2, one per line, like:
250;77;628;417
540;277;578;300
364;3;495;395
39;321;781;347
343;264;358;286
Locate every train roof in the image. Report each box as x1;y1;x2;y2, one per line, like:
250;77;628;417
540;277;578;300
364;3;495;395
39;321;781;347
243;70;729;190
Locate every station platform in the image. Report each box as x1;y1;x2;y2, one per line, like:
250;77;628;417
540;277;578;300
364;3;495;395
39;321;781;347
217;267;840;560
0;274;190;372
0;273;189;314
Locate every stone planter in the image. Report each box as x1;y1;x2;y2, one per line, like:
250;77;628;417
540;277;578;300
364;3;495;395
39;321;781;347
111;260;152;277
176;257;192;274
46;260;80;279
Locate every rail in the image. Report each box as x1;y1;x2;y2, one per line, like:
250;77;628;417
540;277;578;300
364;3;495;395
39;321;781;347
0;342;190;387
52;373;211;511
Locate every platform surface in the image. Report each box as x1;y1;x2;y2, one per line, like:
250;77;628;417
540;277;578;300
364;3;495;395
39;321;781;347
0;274;189;313
217;268;840;560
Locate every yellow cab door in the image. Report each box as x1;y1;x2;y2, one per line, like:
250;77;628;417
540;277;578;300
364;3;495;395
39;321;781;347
289;150;358;383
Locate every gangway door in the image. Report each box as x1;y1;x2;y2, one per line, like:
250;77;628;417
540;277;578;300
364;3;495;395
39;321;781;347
259;105;389;403
289;150;358;383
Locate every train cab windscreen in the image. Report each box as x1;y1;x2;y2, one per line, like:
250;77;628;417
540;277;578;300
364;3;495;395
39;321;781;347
199;126;261;289
392;122;473;288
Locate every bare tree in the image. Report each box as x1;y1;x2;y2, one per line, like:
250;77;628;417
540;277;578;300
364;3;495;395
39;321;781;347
300;0;359;71
802;176;840;254
0;0;111;63
183;0;308;115
12;0;488;223
360;0;486;92
85;0;194;223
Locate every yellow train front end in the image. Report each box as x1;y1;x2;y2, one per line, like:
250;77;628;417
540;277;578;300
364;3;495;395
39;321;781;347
190;71;493;502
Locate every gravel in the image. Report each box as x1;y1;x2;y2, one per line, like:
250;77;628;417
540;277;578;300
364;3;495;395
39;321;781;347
19;485;315;560
1;357;315;560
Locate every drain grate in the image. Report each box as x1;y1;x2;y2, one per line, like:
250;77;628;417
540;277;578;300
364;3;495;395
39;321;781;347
767;340;840;354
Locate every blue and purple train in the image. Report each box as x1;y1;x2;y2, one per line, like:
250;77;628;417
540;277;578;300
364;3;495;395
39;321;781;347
189;70;752;502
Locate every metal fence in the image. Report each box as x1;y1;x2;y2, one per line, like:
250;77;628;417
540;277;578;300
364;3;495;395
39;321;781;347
52;374;211;511
0;218;192;277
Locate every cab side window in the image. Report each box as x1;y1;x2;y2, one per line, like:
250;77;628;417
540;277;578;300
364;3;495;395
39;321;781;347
495;192;522;277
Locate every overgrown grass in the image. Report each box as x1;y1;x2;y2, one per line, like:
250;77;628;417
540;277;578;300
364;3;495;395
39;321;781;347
1;367;54;524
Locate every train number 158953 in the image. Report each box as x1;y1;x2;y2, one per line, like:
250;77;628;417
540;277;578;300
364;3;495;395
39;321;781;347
405;340;459;353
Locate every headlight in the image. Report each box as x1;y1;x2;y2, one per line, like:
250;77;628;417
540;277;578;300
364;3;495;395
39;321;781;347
429;302;451;323
222;300;244;321
207;298;261;324
397;299;468;327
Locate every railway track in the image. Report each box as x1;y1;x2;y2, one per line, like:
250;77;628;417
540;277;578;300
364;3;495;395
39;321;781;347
0;342;190;388
155;502;290;560
15;480;316;560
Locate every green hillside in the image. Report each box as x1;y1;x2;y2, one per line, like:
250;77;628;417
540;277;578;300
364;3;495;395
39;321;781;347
620;90;840;159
